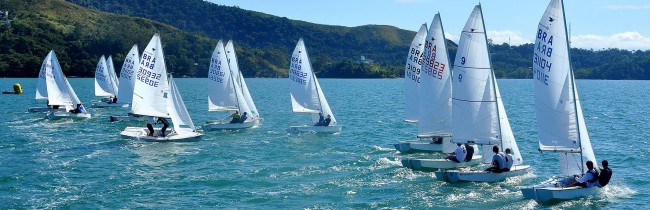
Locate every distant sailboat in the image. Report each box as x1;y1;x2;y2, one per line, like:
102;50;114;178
521;0;602;201
120;33;202;141
395;13;456;154
403;24;427;123
204;40;259;130
116;45;140;105
286;38;342;133
92;55;125;108
433;4;529;182
38;50;91;120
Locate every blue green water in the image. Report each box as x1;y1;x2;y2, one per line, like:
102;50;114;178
0;78;644;209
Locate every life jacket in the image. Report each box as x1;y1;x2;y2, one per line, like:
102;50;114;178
598;168;612;186
464;145;474;162
586;169;599;183
492;153;506;169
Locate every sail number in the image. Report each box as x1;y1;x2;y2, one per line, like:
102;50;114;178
208;58;225;83
290;56;307;85
533;28;554;86
120;58;135;81
136;53;161;87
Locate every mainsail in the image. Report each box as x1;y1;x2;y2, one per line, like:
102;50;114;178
131;33;170;118
404;24;427;122
116;45;140;104
418;13;452;136
533;0;596;175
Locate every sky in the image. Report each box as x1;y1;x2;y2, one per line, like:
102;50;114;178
206;0;650;50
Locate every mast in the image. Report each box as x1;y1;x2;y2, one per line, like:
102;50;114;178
561;0;584;174
228;56;242;113
478;4;504;149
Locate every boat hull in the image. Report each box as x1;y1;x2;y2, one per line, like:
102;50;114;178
120;127;202;141
46;111;91;120
435;165;530;182
521;176;602;202
394;141;443;153
204;119;259;130
91;103;129;108
287;125;342;133
28;107;63;113
402;155;482;171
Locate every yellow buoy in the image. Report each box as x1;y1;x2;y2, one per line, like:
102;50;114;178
13;83;23;94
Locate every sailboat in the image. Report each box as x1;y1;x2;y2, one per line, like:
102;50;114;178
204;40;259;130
225;40;260;121
28;50;65;113
395;14;456;154
92;55;126;108
403;24;427;123
36;50;92;120
521;0;601;201
286;38;342;133
109;45;147;122
430;4;529;182
120;33;202;141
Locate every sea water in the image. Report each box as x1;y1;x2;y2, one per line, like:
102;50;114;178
0;78;645;209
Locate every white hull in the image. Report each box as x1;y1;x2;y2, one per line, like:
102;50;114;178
401;155;482;171
28;107;63;113
394;141;443;153
404;119;418;123
435;165;531;182
394;136;453;153
91;102;129;108
204;119;259;130
120;126;202;141
521;176;602;202
109;113;148;122
46;111;91;120
287;125;342;133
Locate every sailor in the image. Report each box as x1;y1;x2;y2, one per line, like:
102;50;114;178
229;111;241;124
157;117;169;137
322;115;332;126
504;148;514;171
464;143;474;162
596;160;612;188
239;112;248;123
315;112;325;126
574;160;599;188
485;145;507;173
147;117;155;136
446;143;467;163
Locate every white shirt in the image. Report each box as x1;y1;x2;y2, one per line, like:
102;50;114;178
576;169;597;187
505;154;514;169
454;145;467;162
147;117;155;124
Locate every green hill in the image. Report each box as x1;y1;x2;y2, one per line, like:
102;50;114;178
0;0;217;77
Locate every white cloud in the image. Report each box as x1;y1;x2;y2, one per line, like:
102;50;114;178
486;30;533;46
604;5;650;10
571;32;650;50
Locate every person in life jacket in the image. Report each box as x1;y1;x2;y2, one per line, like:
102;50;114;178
596;160;612;187
504;148;514;171
574;160;599;188
446;143;467;163
464;143;474;162
485;145;507;173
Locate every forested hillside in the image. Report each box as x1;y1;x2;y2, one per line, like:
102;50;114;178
0;0;649;79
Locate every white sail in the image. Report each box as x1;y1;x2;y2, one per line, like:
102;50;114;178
46;51;73;107
404;24;427;122
495;81;523;166
62;76;83;111
35;50;54;100
208;40;240;111
131;33;170;118
289;38;337;124
225;40;260;118
106;55;120;94
167;75;196;134
418;13;452;136
116;44;139;104
94;56;115;97
533;0;596;175
451;5;499;145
